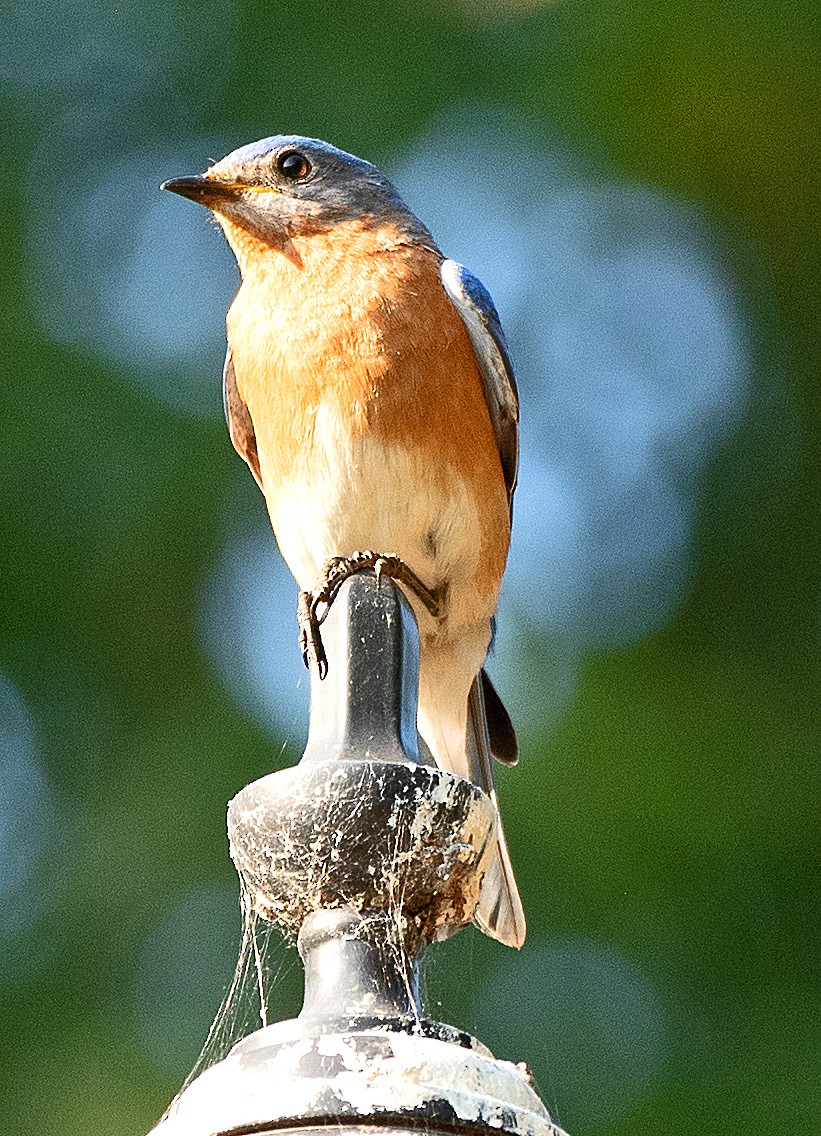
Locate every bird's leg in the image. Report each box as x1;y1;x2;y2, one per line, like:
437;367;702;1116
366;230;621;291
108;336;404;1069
297;588;329;680
297;551;443;679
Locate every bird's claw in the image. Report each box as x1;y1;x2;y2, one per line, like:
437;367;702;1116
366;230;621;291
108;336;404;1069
297;590;328;680
296;550;442;680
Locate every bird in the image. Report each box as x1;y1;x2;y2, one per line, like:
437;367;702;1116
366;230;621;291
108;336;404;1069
162;136;526;948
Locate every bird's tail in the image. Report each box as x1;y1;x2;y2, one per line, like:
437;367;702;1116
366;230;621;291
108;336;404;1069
467;675;527;949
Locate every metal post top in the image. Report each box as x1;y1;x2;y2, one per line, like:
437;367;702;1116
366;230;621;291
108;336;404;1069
148;575;566;1136
226;575;497;942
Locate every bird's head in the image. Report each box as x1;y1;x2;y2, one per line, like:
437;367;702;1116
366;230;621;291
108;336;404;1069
162;135;432;266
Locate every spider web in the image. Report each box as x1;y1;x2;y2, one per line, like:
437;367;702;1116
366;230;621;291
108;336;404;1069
176;876;301;1096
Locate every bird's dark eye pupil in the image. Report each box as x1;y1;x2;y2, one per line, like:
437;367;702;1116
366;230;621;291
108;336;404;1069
278;151;311;180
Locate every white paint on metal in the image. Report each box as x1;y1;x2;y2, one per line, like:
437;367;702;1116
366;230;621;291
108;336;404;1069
149;1022;570;1136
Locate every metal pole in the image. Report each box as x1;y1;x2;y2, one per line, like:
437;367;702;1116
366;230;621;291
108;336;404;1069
149;573;568;1136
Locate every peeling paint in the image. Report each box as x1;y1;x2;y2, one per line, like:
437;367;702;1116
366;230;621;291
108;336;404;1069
150;1023;569;1136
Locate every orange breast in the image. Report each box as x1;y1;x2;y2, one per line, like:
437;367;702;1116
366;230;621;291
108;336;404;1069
226;219;510;596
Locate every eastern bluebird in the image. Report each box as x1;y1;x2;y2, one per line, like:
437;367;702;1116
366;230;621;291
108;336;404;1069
163;136;526;948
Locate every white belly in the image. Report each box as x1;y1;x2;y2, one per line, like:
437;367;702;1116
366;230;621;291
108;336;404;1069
263;404;487;633
261;402;499;778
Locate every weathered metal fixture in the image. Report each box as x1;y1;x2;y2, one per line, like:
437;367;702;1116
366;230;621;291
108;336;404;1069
150;573;567;1136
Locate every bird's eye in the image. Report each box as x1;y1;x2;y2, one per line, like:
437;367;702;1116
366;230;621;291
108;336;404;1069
277;151;312;180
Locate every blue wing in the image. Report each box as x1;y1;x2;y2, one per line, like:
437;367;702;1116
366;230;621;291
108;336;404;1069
439;260;520;514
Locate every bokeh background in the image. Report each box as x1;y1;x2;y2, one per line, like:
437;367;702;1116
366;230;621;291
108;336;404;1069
1;1;819;1133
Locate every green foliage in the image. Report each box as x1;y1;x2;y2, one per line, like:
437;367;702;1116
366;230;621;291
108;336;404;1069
1;1;818;1132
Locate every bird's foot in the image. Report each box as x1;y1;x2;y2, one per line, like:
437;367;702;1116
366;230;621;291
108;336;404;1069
297;550;442;679
297;588;329;679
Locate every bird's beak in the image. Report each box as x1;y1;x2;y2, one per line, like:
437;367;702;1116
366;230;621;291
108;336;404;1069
161;174;247;207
